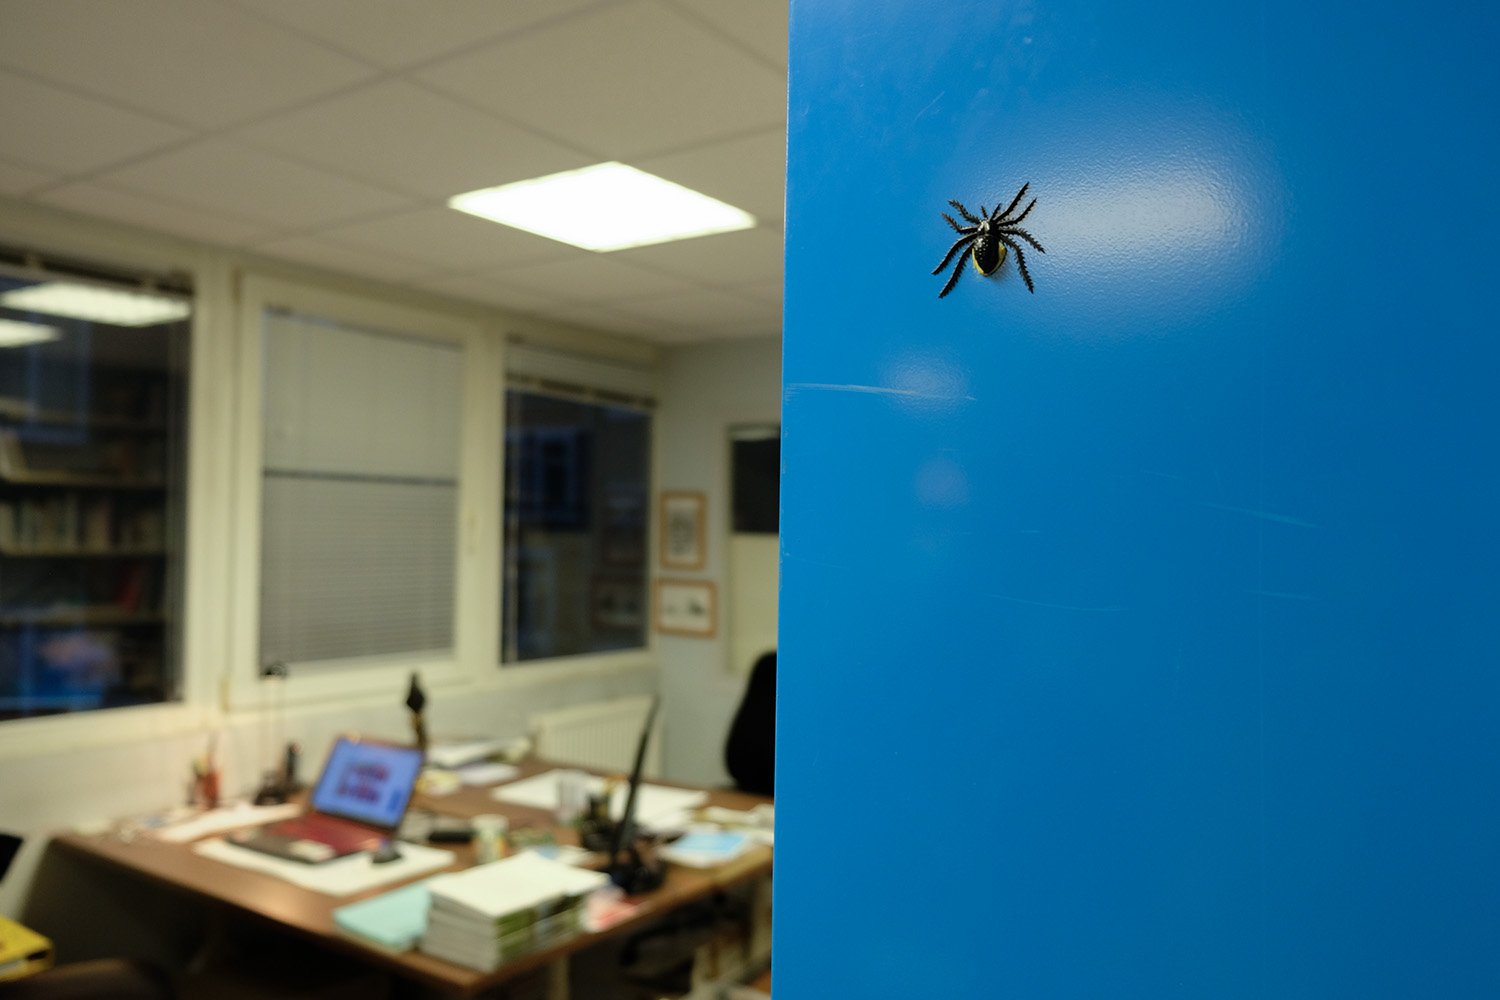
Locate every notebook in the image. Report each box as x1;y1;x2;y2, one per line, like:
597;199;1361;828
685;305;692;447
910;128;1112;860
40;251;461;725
228;735;424;864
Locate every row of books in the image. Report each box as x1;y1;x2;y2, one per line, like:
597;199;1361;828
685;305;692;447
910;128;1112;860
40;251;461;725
0;497;165;552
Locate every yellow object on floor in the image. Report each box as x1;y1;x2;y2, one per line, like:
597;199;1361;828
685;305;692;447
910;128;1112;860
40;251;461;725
0;914;54;981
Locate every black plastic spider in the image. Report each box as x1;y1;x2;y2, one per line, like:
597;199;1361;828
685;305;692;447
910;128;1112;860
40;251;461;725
933;183;1045;298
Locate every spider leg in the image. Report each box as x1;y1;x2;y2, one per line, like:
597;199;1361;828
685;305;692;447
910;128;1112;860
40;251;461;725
942;213;976;235
933;233;978;277
995;234;1035;293
938;243;972;297
948;199;981;224
999;225;1046;254
991;183;1029;223
997;198;1036;226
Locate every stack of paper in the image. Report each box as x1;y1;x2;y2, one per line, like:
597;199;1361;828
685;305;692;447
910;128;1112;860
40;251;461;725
420;852;609;972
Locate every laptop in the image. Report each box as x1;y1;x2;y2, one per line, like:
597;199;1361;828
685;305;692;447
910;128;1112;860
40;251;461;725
228;735;424;864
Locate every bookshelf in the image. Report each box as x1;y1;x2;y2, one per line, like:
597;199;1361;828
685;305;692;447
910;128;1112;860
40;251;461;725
0;363;178;717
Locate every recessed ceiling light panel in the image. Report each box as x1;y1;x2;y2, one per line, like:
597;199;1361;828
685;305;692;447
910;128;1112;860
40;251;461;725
449;162;756;252
0;281;192;327
0;318;61;348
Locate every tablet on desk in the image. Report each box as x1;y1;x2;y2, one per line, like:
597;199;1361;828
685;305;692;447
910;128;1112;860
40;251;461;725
229;735;423;864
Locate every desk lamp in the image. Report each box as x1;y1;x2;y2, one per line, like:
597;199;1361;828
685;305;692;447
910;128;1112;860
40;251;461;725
607;696;666;894
406;672;428;760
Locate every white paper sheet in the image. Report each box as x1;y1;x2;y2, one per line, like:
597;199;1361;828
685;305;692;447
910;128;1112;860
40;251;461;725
490;769;707;827
153;802;303;843
426;739;512;769
193;837;455;896
457;761;519;786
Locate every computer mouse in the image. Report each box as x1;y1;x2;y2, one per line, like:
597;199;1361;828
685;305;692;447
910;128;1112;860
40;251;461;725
370;840;402;865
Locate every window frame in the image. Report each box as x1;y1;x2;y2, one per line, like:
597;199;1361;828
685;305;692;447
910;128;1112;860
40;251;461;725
500;385;655;666
0;224;222;760
226;275;494;711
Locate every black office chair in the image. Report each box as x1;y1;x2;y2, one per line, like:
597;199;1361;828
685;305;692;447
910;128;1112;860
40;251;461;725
724;651;776;797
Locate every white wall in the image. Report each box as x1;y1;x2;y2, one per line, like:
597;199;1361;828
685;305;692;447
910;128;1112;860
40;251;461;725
655;336;782;786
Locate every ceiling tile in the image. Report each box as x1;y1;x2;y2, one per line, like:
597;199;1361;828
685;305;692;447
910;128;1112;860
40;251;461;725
0;158;59;197
249;235;448;285
416;0;785;159
612;225;784;286
101;139;414;228
232;0;605;69
235;80;590;200
494;253;700;303
0;0;376;129
35;181;274;246
0;70;189;174
637;128;786;224
411;272;564;314
528;302;665;340
319;207;576;272
668;0;788;68
606;287;779;331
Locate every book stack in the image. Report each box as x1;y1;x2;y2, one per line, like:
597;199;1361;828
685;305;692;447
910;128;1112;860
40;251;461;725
420;853;609;972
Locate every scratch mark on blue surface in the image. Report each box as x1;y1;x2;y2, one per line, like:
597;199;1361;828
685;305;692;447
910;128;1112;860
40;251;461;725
1140;469;1187;481
915;91;946;121
780;552;846;572
987;593;1124;612
1198;502;1318;528
786;382;976;402
1248;589;1315;601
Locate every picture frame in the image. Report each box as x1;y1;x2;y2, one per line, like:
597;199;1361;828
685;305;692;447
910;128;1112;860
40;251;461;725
659;491;706;570
655;578;717;638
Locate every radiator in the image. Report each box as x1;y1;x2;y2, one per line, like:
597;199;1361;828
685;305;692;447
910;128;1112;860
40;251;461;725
530;695;661;778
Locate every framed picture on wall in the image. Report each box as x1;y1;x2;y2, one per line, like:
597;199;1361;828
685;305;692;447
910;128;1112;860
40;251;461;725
655;578;717;638
659;491;706;570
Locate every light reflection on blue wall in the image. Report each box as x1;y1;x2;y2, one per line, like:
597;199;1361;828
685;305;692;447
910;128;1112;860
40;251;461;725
936;93;1287;337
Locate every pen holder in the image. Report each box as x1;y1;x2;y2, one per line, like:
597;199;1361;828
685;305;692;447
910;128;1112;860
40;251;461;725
191;767;220;809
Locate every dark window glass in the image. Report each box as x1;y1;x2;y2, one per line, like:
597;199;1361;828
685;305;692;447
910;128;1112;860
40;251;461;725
0;272;190;720
731;432;780;534
502;390;650;662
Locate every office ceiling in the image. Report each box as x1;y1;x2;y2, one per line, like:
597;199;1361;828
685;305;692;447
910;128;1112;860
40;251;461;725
0;0;788;344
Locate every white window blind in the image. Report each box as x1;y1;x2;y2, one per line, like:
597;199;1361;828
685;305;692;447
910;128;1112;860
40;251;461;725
259;309;461;667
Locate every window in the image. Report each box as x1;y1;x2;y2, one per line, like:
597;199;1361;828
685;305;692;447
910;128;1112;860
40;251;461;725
258;308;462;668
502;389;650;662
728;424;780;675
0;257;191;720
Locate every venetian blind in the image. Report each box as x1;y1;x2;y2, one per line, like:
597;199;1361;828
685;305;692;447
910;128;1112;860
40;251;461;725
258;309;461;667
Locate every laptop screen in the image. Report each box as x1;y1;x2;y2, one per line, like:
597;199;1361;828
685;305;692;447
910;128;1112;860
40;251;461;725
309;737;424;830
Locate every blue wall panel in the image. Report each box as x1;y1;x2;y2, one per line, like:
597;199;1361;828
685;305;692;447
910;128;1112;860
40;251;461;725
778;1;1499;996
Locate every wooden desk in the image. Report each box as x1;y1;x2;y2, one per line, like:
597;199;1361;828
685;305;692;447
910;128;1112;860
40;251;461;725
48;759;772;998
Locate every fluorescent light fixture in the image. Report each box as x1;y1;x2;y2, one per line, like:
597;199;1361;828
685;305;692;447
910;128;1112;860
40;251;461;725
0;281;191;327
0;318;61;348
449;162;756;252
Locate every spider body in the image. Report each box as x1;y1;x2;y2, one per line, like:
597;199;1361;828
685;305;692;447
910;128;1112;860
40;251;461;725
934;184;1045;297
969;218;1005;276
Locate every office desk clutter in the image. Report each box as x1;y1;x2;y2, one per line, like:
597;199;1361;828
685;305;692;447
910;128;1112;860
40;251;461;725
490;771;707;833
48;738;773;993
